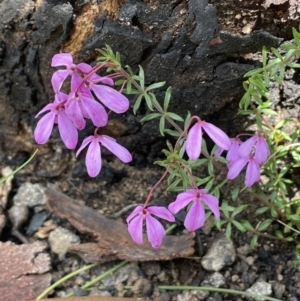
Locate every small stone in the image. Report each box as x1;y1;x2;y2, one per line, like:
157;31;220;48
237;244;252;256
177;291;192;301
246;280;272;301
246;256;255;266
0;214;6;235
13;183;46;207
201;272;225;288
201;235;236;271
231;274;239;282
157;271;166;282
102;263;139;286
48;226;80;259
132;278;152;297
191;289;209;300
141;261;161;276
89;288;111;297
272;281;285;299
154;292;170;301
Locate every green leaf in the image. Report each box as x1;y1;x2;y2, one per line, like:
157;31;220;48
184;111;191;129
138;65;145;89
144;93;154;111
166;112;184;122
255;206;269;215
207;161;214;176
205;178;214;191
164;129;180;137
231;187;240;201
232;204;248;217
250;235;258;248
140;113;161;123
145;81;166;91
159;116;165;136
196;176;212;186
257;219;273;231
240;220;254;231
232;220;246;232
225;223;232;239
133;94;143;114
164;87;172;111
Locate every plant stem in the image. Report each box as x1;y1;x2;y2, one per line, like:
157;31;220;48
35;262;99;300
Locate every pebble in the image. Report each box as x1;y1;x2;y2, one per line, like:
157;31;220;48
13;182;47;207
237;244;252;256
48;226;80;259
201;272;225;288
271;281;285;299
141;261;161;276
191;289;210;300
102;263;139;286
246;280;272;301
89;288;112;297
154;292;170;301
201;235;236;271
132;278;152;297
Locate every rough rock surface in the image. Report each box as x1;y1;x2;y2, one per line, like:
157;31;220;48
201;235;236;271
0;241;51;301
48;226;80;259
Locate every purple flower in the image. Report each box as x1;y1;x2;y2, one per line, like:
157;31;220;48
34;92;78;149
65;73;108;129
238;135;270;164
76;134;132;177
168;189;220;231
86;73;130;114
186;121;231;160
51;53;92;92
226;137;242;167
127;206;175;248
227;155;261;187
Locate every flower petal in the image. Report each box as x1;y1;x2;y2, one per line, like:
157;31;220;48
57;111;78;149
76;136;94;157
81;94;108;127
66;98;86;130
35;103;55;118
89;73;114;86
202;122;231;150
184;200;205;231
147;206;175;222
71;72;84;92
146;215;165;248
185;123;202;160
85;139;102;177
126;206;143;223
98;135;132;163
255;137;270;164
91;84;130;113
168;192;195;214
76;63;92;74
51;53;73;67
51;70;70;92
238;136;257;158
202;193;220;219
226;138;241;163
34;112;55;144
128;215;144;245
227;157;248;180
245;159;260;187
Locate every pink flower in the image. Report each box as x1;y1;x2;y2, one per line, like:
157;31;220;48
227;155;261;187
127;206;175;248
76;134;132;177
226;137;242;167
168;189;220;231
238;135;270;164
86;73;130;114
51;53;92;92
186;121;231;160
65;73;108;129
34;92;78;149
